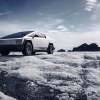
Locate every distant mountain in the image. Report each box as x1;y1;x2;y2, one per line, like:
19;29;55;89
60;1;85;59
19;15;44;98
72;43;100;51
57;49;66;52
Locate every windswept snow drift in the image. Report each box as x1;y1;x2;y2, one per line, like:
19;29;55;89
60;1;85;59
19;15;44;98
0;52;100;100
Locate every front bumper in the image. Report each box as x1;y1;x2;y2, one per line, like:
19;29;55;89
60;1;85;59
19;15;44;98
0;44;23;51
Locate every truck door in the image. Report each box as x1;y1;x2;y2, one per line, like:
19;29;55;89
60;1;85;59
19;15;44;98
32;34;49;50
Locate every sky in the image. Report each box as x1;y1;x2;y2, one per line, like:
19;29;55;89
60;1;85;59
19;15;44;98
0;0;100;49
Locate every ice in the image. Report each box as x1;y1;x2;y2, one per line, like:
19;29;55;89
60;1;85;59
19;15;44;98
0;92;16;100
0;52;100;100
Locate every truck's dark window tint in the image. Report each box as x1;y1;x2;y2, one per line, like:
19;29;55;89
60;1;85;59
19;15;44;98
1;31;33;39
42;34;46;38
34;34;39;37
38;33;46;38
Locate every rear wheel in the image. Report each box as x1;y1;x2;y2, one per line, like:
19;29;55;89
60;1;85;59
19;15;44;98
0;51;10;56
47;44;54;54
22;42;34;56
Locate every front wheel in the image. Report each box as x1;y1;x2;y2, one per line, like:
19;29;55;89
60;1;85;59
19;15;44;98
0;51;10;56
47;44;54;54
22;42;34;56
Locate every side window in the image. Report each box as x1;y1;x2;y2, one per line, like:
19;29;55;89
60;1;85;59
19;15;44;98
40;34;46;38
34;34;39;37
44;35;46;38
33;33;46;38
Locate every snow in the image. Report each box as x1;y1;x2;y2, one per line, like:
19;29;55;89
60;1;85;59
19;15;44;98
0;92;16;100
0;52;100;100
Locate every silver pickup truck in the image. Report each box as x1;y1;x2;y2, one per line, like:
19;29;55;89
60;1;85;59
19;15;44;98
0;31;55;56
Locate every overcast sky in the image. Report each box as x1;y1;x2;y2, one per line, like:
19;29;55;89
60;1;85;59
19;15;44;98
0;0;100;49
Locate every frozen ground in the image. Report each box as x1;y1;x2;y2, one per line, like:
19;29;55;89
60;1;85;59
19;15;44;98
0;92;16;100
0;52;100;100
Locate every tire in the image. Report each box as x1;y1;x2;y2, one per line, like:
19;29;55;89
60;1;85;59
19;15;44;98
22;42;34;56
0;51;10;56
47;44;54;54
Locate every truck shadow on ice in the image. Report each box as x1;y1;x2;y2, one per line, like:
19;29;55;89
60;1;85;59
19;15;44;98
0;55;23;62
0;52;45;62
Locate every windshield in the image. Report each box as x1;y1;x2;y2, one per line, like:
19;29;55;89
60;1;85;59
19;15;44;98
1;31;33;39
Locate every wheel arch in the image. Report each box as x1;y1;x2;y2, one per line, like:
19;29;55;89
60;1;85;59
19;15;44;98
22;40;35;56
48;43;55;50
49;43;53;45
22;40;34;51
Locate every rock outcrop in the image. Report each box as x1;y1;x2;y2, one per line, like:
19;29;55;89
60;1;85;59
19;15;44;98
72;43;100;51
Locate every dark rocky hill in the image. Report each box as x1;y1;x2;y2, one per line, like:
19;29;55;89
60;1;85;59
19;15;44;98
72;43;100;51
57;49;66;52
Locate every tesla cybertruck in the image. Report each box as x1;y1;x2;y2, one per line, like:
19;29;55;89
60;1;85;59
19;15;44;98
0;31;55;56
